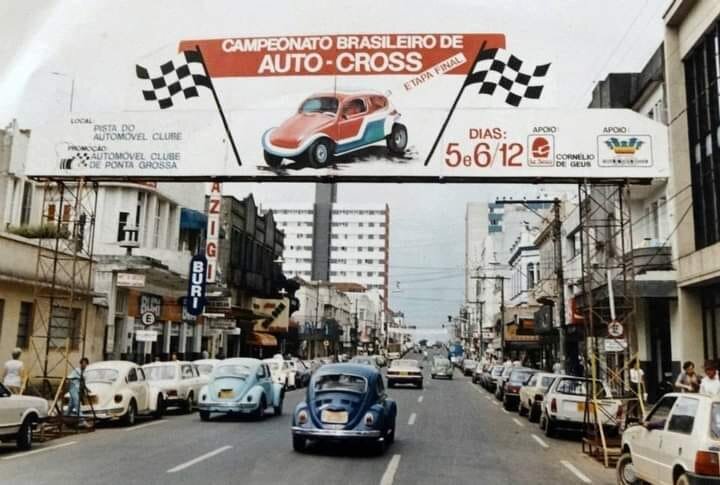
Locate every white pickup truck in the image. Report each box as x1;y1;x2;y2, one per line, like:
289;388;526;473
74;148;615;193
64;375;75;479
0;383;48;450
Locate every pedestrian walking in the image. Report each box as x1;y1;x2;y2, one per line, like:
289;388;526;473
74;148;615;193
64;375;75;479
700;360;720;396
2;348;25;394
552;361;563;374
67;357;89;419
675;361;700;393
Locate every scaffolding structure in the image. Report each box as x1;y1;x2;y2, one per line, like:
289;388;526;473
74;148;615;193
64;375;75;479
24;179;99;437
578;183;643;467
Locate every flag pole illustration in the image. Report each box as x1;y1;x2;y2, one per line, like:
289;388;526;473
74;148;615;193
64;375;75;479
424;40;487;167
135;46;242;167
424;42;551;166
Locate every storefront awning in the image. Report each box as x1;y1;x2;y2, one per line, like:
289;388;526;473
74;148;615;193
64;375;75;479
247;331;277;347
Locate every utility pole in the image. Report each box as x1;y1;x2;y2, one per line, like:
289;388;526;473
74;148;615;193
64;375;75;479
552;198;567;371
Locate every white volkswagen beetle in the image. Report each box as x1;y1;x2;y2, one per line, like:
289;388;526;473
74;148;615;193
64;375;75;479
0;383;48;450
143;361;203;413
72;361;164;426
262;358;296;390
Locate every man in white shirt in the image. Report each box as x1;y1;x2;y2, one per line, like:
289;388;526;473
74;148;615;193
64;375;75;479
700;361;720;397
2;348;25;394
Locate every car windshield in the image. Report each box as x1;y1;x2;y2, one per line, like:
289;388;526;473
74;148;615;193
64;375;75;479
351;357;374;366
434;358;450;367
144;365;177;380
299;96;338;115
314;374;367;393
215;364;252;379
509;370;534;384
555;378;608;398
196;364;214;375
492;367;504;376
390;360;418;369
83;369;119;383
540;376;556;388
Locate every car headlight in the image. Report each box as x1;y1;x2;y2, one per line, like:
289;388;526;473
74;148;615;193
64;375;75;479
363;412;375;426
247;395;253;402
297;410;308;425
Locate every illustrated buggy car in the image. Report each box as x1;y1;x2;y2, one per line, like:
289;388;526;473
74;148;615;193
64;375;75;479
291;363;397;454
198;358;283;421
262;92;407;168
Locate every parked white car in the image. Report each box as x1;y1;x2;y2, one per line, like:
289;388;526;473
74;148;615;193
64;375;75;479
193;359;220;378
539;376;621;437
617;393;720;485
262;359;295;390
0;383;48;450
518;372;557;422
143;361;203;413
74;361;163;425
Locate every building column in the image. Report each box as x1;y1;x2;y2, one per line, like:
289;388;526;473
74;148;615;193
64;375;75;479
192;322;203;359
179;322;188;359
163;321;172;358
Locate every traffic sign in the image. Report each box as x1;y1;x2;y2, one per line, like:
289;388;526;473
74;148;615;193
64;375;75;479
141;312;156;326
608;320;624;338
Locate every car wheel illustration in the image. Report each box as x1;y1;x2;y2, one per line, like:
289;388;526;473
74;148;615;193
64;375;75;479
307;138;333;168
264;151;283;168
387;123;407;155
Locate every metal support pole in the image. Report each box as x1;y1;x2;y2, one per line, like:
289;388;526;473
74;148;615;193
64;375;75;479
553;198;567;370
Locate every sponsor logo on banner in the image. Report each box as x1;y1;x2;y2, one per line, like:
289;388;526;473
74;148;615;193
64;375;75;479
598;134;652;168
527;135;554;167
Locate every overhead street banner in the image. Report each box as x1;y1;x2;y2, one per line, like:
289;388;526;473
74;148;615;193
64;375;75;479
25;32;669;182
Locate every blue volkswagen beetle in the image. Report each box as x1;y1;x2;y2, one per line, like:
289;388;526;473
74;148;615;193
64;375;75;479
291;363;397;454
198;358;283;420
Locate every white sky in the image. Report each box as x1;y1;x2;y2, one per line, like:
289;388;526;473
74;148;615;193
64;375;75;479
0;0;668;342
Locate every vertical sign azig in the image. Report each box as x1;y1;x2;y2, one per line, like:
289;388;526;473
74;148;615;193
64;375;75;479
206;182;221;283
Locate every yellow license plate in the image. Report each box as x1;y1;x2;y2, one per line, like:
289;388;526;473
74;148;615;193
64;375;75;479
577;402;595;412
321;410;348;424
219;390;235;399
400;372;408;376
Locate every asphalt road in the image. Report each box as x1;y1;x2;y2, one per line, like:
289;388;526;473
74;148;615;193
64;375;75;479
0;354;615;485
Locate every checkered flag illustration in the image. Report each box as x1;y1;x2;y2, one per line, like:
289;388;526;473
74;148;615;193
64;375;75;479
60;151;90;170
464;48;551;107
136;50;211;109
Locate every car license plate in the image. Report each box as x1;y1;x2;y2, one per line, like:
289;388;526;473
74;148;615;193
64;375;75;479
219;390;235;399
577;402;594;413
321;410;348;424
400;372;408;376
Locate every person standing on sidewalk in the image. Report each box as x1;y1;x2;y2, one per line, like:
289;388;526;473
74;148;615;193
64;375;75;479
675;361;700;393
700;360;720;397
67;357;89;418
2;348;25;394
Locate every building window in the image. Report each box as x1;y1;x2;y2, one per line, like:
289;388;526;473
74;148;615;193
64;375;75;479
117;212;130;241
49;307;81;349
16;302;33;349
684;21;720;249
701;286;720;361
153;202;161;248
20;181;32;225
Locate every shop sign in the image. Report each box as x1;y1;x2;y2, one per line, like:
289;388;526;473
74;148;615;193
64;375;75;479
135;330;158;342
206;183;221;283
139;293;162;318
186;253;207;316
117;273;146;288
604;338;627;353
208;318;236;330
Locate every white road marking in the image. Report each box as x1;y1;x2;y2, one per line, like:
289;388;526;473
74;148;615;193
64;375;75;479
512;418;525;427
125;419;167;432
380;454;401;485
2;441;77;461
417;396;424;403
407;413;417;425
561;460;592;484
531;434;550;449
167;445;232;473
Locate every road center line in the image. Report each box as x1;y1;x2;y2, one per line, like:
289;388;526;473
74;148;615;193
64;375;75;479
407;413;417;425
167;445;232;473
380;454;401;485
2;441;77;461
512;418;525;427
560;460;592;484
531;434;550;449
417;395;424;403
125;419;167;432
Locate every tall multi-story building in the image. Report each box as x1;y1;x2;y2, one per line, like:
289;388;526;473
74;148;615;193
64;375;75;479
664;0;720;368
272;202;390;306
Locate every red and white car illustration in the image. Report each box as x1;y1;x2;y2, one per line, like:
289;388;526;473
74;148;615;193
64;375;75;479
262;91;408;168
